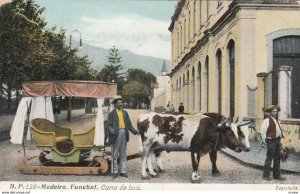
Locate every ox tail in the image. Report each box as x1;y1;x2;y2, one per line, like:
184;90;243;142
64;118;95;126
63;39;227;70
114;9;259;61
138;134;144;156
137;119;144;156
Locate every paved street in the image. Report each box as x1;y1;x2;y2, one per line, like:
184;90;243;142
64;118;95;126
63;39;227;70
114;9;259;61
0;110;299;184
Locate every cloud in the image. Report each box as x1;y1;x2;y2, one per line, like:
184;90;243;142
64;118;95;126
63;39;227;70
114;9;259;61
78;14;171;59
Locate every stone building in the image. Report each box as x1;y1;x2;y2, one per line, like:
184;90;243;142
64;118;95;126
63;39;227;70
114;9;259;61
169;0;300;152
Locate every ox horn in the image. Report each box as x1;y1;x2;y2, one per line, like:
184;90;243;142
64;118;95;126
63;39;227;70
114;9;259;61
249;120;257;131
217;117;227;128
237;120;251;127
225;117;232;127
234;116;239;123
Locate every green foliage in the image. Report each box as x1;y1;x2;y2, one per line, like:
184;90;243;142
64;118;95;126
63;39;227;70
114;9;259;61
97;46;125;94
122;68;156;109
122;81;150;109
96;46;156;108
0;0;47;87
97;46;125;82
127;68;156;86
0;0;94;105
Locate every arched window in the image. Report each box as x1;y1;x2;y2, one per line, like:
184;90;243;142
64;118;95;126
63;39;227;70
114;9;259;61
180;26;183;52
273;36;300;118
193;1;196;36
198;62;202;111
186;70;190;112
182;74;185;106
205;56;209;112
176;79;179;107
179;77;182;104
216;49;222;114
177;31;180;57
192;67;195;113
188;11;190;42
184;19;186;47
227;40;235;118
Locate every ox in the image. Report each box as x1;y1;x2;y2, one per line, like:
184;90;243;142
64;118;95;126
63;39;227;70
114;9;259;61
137;112;254;182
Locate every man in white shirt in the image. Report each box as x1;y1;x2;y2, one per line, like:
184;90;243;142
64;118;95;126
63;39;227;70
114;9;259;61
260;105;285;181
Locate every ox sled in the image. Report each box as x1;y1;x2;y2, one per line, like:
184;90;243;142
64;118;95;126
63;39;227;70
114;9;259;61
137;112;256;183
10;80;118;175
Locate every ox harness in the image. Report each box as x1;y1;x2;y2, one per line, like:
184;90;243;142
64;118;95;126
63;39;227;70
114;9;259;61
214;128;226;150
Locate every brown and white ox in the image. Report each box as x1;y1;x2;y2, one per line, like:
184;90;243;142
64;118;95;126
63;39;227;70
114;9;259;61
137;112;254;182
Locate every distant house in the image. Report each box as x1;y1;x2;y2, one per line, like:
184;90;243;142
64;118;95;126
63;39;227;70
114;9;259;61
151;60;171;112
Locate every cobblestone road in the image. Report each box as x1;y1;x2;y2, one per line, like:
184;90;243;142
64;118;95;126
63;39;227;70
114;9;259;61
1;110;299;185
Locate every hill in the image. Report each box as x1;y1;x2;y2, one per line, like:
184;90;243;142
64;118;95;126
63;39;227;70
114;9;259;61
76;42;171;76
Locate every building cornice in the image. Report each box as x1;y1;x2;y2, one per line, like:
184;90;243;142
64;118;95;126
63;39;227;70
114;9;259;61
168;0;186;32
170;0;300;77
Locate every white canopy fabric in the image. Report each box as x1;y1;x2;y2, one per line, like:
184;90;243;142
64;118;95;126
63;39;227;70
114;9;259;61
26;97;54;140
10;81;116;145
10;97;54;144
10;97;32;144
94;98;105;146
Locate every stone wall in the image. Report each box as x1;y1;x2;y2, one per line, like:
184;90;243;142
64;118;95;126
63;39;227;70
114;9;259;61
281;120;300;153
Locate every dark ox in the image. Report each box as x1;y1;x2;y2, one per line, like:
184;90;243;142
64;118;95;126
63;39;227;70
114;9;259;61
137;112;254;182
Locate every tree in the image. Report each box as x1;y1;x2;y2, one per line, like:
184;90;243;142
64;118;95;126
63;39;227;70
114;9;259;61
122;69;156;109
122;81;149;109
0;0;47;110
42;28;94;81
126;68;156;87
0;0;94;112
97;46;125;94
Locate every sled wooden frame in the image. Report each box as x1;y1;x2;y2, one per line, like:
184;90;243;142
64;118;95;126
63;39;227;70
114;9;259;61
19;80;117;175
19;155;108;175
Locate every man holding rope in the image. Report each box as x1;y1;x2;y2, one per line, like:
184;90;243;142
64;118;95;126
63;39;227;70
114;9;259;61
108;96;139;178
260;104;286;181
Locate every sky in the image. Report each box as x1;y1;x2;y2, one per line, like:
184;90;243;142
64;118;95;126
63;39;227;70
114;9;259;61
36;0;177;59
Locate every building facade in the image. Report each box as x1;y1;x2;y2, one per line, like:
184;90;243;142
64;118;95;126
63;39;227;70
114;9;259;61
169;0;300;152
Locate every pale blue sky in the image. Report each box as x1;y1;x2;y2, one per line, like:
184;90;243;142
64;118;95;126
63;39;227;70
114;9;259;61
36;0;177;59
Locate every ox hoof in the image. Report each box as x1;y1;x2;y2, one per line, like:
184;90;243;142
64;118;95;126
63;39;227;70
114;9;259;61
212;171;221;177
151;173;159;178
154;168;164;173
158;169;165;173
191;179;201;184
142;176;151;180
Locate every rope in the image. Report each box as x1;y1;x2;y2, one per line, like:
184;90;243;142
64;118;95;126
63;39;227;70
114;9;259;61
214;133;219;150
246;85;257;91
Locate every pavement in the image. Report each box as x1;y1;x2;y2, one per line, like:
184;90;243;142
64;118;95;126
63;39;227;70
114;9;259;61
60;111;300;175
3;109;299;177
222;140;300;174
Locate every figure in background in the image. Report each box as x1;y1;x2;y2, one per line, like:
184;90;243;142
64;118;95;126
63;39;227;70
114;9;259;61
165;103;170;113
171;104;175;113
178;102;184;114
53;103;60;123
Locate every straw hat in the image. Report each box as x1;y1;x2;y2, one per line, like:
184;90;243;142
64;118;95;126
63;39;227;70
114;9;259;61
266;104;281;112
112;95;122;104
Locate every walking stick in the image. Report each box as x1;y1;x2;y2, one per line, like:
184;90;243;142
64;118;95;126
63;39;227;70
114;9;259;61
111;142;114;175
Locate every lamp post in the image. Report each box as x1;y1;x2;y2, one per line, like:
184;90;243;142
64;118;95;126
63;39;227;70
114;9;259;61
67;29;82;122
70;29;82;49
